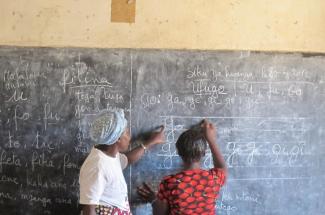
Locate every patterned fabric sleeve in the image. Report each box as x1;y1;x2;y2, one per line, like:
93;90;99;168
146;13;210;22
157;178;169;201
209;168;227;187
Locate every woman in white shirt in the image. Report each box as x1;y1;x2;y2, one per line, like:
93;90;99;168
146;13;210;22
79;109;164;215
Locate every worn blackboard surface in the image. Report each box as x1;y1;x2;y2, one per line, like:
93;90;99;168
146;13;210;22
0;47;324;215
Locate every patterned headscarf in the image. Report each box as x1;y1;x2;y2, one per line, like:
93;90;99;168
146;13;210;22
90;109;127;145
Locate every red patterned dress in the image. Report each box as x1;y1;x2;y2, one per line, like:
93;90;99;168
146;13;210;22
157;168;226;215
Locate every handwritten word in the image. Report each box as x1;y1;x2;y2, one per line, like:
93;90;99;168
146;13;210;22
272;142;306;166
31;152;55;171
225;68;253;80
225;141;307;167
0;174;19;185
5;90;28;102
288;85;302;97
0;150;22;173
26;174;67;190
261;66;307;80
6;131;21;149
221;189;233;202
206;94;223;108
13;105;30;131
225;142;265;167
59;59;112;93
186;65;207;79
32;131;56;151
74;146;89;154
216;201;238;214
141;94;161;109
3;60;43;90
235;191;261;204
190;79;227;96
75;89;100;104
75;103;97;118
55;197;72;204
220;189;261;208
103;92;124;103
74;88;124;117
167;93;197;111
43;103;61;131
0;192;17;201
20;193;52;207
211;69;222;81
63;154;79;175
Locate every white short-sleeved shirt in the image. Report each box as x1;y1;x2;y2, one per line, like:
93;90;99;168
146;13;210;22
79;147;129;211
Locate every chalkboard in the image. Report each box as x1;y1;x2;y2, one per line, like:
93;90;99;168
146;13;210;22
0;47;324;215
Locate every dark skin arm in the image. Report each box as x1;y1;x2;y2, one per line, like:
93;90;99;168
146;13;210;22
125;126;165;165
152;199;169;215
82;205;96;215
137;182;169;215
201;119;227;172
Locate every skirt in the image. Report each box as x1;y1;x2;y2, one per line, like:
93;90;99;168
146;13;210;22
95;204;132;215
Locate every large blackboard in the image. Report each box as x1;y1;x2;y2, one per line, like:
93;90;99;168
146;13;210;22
0;47;324;215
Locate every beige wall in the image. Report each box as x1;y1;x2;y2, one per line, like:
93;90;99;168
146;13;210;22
1;0;325;52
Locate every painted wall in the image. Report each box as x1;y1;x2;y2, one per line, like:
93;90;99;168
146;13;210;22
1;0;325;52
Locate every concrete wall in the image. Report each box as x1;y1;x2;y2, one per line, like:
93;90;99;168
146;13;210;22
1;0;325;52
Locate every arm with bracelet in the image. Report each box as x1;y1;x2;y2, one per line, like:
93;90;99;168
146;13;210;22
125;126;165;165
